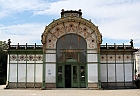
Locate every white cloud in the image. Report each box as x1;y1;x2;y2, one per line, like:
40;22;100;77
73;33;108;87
0;0;140;47
0;23;46;44
0;0;49;18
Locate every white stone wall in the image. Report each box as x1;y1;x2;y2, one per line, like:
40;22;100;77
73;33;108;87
45;53;56;83
100;54;133;82
45;64;56;83
87;53;98;83
88;64;98;83
8;54;43;83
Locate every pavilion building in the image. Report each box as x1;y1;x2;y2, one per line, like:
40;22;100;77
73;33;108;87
6;9;137;89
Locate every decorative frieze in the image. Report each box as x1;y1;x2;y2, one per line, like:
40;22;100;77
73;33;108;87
100;55;132;62
10;54;43;61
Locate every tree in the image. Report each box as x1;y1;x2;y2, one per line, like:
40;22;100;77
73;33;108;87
0;41;8;84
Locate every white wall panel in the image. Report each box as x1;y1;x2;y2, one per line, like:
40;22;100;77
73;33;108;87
87;54;97;62
101;64;107;82
87;50;97;53
88;64;98;83
45;64;56;83
27;61;34;63
9;64;17;82
108;64;115;82
18;64;26;82
36;64;42;82
125;64;132;81
18;55;26;63
116;64;124;82
46;54;56;62
27;64;34;82
10;54;17;63
10;61;17;63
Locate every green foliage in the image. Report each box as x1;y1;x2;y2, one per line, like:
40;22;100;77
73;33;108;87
0;45;7;84
0;41;8;50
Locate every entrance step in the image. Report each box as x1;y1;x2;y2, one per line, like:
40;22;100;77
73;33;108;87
52;88;101;90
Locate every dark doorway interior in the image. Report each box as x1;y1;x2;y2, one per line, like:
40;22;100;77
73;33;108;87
65;65;71;88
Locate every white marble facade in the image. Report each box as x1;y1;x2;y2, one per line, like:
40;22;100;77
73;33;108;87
8;54;43;83
100;54;133;82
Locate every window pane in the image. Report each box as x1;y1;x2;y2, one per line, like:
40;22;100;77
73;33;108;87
73;66;77;82
58;66;62;82
57;34;86;62
81;66;85;81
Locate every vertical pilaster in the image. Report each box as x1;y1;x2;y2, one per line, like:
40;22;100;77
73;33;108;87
16;43;19;88
25;43;27;88
123;54;125;87
106;54;108;87
6;51;10;88
115;54;117;88
42;44;46;89
97;43;101;89
34;43;36;88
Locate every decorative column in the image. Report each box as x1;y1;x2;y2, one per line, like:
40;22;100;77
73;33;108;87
41;35;46;89
97;43;101;89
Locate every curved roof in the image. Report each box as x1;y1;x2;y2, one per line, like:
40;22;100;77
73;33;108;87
42;15;102;44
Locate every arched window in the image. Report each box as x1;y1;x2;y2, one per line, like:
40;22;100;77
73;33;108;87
56;34;87;62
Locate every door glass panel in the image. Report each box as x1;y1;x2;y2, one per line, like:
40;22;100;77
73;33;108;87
81;66;85;81
58;66;62;82
73;66;77;82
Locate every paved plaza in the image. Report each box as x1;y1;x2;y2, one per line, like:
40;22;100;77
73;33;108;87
0;85;140;96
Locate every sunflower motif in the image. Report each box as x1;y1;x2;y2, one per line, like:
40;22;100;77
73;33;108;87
20;55;25;61
37;55;42;61
29;55;33;61
11;55;16;61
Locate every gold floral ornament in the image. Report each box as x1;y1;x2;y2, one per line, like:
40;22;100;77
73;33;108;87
11;55;16;61
28;55;34;61
37;55;43;61
20;55;25;61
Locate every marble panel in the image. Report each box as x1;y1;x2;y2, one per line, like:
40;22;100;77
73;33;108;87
108;64;115;82
87;54;98;62
27;54;34;63
124;55;132;62
27;64;34;82
18;54;26;63
116;64;124;82
18;64;26;82
36;55;43;63
9;64;17;82
46;50;56;53
46;54;56;62
100;55;107;63
101;64;107;82
36;64;42;82
125;64;132;81
45;64;56;83
10;54;17;63
107;55;115;63
88;64;98;83
87;50;97;53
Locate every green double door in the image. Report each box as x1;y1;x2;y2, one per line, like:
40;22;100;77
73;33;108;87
57;63;86;88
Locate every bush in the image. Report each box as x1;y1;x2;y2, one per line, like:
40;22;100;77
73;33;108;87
0;77;6;85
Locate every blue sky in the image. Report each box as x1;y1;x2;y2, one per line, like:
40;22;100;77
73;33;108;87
0;0;140;48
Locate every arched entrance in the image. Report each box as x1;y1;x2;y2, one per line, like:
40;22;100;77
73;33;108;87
56;34;87;88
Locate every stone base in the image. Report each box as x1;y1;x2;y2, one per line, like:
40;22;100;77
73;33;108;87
7;82;42;89
88;83;99;89
45;83;56;89
101;82;135;89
